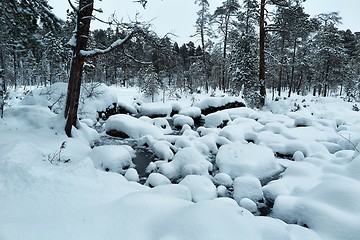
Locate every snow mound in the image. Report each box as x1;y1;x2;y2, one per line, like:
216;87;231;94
216;143;282;180
136;101;172;117
272;177;360;240
151;184;192;201
263;161;322;200
4;105;56;129
204;111;231;128
124;168;139;182
158;147;213;180
145;173;171;187
178;106;202;119
194;96;245;114
179;175;217;202
89;145;135;174
173;115;194;128
233;176;264;203
105;114;163;139
213;173;233;187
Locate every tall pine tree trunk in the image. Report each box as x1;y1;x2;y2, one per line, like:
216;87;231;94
278;34;285;97
0;46;5;118
288;38;297;97
64;0;94;137
259;0;266;107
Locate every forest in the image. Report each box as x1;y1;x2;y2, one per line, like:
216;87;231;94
1;0;360;114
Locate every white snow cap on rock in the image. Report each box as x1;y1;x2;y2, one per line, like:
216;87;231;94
179;175;217;202
157;147;213;179
105;114;163;139
89;145;134;174
233;176;264;203
216;142;282;180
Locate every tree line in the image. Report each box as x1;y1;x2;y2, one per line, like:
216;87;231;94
1;0;360;134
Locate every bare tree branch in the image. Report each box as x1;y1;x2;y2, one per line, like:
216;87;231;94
123;49;152;65
68;0;78;12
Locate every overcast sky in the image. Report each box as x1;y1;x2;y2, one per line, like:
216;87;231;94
49;0;360;44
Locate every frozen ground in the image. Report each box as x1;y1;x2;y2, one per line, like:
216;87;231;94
1;84;360;240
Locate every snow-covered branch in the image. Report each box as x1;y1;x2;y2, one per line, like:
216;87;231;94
80;32;134;58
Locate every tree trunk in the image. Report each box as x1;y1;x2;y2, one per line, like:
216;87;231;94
13;46;18;89
222;14;230;93
278;34;285;97
64;0;94;137
288;38;297;98
259;0;266;107
0;46;5;118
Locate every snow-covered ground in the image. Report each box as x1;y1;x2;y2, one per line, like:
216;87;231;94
1;84;360;240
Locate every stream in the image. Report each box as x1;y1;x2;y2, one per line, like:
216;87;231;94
94;118;284;216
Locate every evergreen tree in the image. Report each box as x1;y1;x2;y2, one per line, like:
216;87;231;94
229;0;259;106
213;0;240;92
312;13;346;96
141;65;163;102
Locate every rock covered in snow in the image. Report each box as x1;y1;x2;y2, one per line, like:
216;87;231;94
105;114;163;139
89;145;134;174
233;176;264;203
173;115;194;128
194;96;245;115
179;175;217;202
216;143;282;180
239;198;258;213
178;106;202;119
204;111;231;128
157;147;213;180
145;173;171;187
140;135;176;161
124;168;139;182
136;101;172;118
213;173;233;187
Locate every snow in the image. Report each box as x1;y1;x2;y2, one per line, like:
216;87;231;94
194;96;244;111
145;172;171;187
239;198;258;213
136;101;172;117
233;176;264;203
204;111;231;128
173;114;194;127
157;147;213;180
216;143;282;180
213;172;233;187
124;168;140;182
89;145;135;174
105;114;164;139
178;106;202;119
179;175;217;202
2;86;360;240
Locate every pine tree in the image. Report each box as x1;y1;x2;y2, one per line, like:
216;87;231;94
213;0;240;92
141;65;163;102
312;13;346;96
